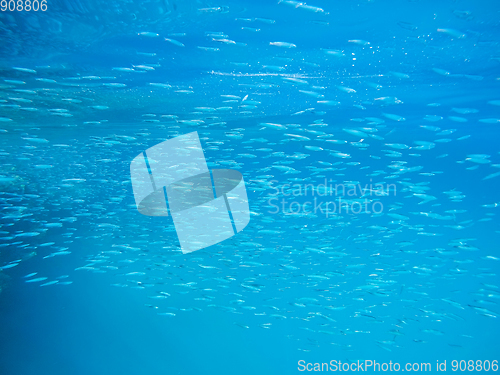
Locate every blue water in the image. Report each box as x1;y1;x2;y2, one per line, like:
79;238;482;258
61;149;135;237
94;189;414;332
0;0;499;374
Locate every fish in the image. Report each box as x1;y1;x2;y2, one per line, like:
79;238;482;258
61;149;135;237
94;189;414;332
138;32;159;37
269;42;296;48
437;28;466;38
13;67;37;74
165;38;185;47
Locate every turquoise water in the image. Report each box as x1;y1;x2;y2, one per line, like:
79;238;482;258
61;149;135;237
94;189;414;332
0;1;499;374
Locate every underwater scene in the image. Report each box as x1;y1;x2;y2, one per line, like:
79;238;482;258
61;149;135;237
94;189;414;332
0;0;499;374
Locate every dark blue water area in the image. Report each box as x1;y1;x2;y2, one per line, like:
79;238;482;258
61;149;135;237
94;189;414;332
0;260;292;375
0;215;498;375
